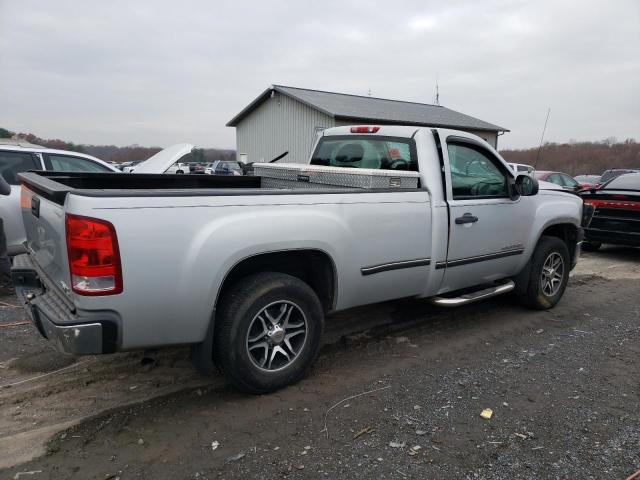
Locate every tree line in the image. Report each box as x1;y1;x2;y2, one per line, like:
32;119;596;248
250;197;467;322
500;138;639;175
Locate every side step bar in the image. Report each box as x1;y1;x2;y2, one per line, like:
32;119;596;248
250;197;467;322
431;280;515;307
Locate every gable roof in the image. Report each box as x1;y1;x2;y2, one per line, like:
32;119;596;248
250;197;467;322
227;85;509;132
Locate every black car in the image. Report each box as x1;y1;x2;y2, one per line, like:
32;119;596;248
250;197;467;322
580;173;640;250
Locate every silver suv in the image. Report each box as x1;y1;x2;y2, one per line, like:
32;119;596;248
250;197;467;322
0;140;118;254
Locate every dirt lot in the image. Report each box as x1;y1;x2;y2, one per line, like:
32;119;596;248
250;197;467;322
1;246;639;479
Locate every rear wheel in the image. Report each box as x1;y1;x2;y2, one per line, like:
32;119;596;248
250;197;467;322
214;272;324;394
515;236;570;310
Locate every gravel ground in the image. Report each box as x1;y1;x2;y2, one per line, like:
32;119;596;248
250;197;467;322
1;246;639;479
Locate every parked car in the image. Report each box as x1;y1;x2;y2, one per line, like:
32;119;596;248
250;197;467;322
12;126;585;394
580;173;640;250
132;145;196;175
508;163;535;174
205;160;243;176
117;161;134;171
122;161;143;173
534;171;583;192
574;174;601;190
0;142;118;255
598;168;640;187
165;162;191;174
191;163;206;174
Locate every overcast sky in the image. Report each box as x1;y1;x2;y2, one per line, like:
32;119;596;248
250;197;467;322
0;0;638;150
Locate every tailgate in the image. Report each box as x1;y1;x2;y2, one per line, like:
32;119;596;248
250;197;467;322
20;185;72;297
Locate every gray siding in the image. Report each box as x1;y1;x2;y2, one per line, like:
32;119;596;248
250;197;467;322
235;92;334;164
465;129;498;149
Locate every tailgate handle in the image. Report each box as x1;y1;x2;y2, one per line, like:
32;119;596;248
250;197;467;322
31;196;40;218
455;213;478;224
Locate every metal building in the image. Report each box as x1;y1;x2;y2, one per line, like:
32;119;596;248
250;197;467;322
226;85;509;164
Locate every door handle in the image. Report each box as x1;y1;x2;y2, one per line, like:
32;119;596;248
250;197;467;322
455;213;478;224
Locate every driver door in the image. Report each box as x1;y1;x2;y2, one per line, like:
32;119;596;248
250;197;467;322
440;139;534;293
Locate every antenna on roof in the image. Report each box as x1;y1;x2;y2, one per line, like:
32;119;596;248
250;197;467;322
367;88;372;97
534;108;551;167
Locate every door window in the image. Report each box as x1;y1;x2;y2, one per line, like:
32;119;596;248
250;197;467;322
546;173;564;186
45;154;112;173
447;143;509;199
0;151;41;184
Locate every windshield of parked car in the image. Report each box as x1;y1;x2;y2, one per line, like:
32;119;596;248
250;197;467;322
222;161;241;172
0;151;41;184
311;136;417;171
600;169;637;183
603;173;640;190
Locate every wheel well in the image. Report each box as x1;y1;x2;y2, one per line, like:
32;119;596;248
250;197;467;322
540;223;578;259
217;250;337;313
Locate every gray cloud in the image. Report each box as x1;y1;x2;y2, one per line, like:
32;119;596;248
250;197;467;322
0;0;638;149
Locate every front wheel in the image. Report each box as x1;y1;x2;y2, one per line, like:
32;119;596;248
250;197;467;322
515;236;570;310
214;272;324;394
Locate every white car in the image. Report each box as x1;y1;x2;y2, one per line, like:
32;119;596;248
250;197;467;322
122;161;142;173
0;141;119;254
509;163;535;174
165;162;190;174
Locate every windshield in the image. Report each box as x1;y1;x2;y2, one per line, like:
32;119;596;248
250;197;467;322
600;169;637;183
311;136;417;171
603;173;640;190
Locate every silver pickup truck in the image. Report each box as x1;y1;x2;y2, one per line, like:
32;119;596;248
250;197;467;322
12;126;589;393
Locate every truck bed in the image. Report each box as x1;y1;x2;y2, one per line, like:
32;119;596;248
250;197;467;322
19;168;420;204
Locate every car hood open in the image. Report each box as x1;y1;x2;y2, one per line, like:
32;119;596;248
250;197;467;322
132;143;195;174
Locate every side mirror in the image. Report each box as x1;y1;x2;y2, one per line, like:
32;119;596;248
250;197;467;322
514;174;539;197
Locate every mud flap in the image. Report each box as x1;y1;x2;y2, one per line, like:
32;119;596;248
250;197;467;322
190;310;216;376
512;256;533;297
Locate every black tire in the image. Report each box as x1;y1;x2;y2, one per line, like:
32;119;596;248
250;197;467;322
176;170;184;174
582;241;602;252
515;236;570;310
214;272;324;394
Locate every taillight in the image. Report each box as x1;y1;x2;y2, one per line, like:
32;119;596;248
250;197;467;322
66;214;123;295
350;126;380;133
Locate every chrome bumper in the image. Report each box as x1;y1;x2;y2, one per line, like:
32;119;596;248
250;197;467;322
12;253;111;355
30;304;103;355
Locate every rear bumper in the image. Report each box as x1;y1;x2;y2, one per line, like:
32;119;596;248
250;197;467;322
29;303;103;355
11;253;119;355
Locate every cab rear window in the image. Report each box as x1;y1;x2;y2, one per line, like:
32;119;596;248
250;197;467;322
0;151;40;185
311;136;417;171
